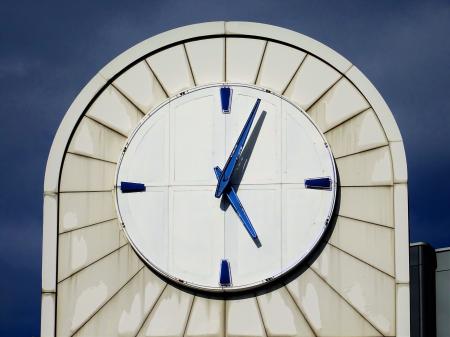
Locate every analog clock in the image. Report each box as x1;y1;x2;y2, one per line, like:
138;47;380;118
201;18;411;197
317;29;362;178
115;83;337;292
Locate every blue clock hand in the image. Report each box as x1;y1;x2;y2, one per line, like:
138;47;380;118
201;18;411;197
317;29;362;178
215;98;261;198
214;167;258;240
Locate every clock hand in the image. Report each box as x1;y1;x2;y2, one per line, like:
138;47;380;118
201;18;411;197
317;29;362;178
214;166;258;240
214;98;261;198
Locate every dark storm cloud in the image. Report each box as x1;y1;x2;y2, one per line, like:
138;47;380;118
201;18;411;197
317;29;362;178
1;0;449;334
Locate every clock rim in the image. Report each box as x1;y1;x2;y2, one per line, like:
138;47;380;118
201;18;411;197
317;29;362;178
113;82;338;294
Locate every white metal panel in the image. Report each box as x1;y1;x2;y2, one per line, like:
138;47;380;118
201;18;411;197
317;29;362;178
312;245;395;336
60;154;116;192
308;78;369;133
169;186;224;288
58;219;122;281
226;37;266;83
390;141;408;183
74;269;166;337
42;194;57;293
170;90;224;185
119;188;169;272
118;104;170;186
284;55;341;110
256;42;306;93
394;184;410;283
325;109;388;158
396;283;410;337
59;191;116;233
336;146;393;186
329;216;395;276
41;293;56;337
257;287;314;336
69;117;126;163
226;298;266;337
225;184;281;287
86;86;142;136
57;245;142;336
147;45;194;96
185;297;224;337
286;269;380;336
185;38;225;85
339;187;393;227
113;61;167;114
282;186;334;270
138;285;193;337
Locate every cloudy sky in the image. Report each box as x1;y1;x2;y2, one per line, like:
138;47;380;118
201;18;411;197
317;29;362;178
1;0;449;335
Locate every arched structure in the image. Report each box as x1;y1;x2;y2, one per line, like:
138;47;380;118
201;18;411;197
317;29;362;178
42;22;409;337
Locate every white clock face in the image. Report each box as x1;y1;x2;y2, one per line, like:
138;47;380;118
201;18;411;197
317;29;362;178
115;84;336;292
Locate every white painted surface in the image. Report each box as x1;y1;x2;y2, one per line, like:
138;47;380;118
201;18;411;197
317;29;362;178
42;194;57;292
86;85;143;136
226;298;266;337
394;184;410;283
390;141;408;183
287;269;381;336
312;245;395;336
41;293;56;337
75;269;166;337
284;54;341;110
113;61;167;114
256;42;306;93
185;297;224;337
226;38;266;83
185;38;225;85
396;283;411;337
147;45;195;96
59;191;116;233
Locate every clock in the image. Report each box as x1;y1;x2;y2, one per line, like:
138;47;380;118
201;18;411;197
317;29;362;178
115;83;337;292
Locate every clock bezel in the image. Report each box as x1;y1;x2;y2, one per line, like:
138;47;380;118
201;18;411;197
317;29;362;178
113;83;338;295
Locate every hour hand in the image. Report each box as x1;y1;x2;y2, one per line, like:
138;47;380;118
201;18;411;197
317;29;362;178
215;99;261;198
214;167;258;240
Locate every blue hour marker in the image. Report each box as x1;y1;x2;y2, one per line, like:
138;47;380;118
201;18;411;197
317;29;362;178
219;259;232;286
220;87;232;113
120;181;146;193
305;177;332;190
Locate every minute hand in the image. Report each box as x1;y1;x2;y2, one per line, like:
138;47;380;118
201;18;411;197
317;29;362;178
215;98;261;198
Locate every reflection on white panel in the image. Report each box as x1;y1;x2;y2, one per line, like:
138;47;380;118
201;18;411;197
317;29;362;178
330;216;395;276
312;245;395;336
287;269;381;336
138;285;193;337
226;38;266;83
119;105;170;186
57;245;142;336
69;117;126;163
227;88;281;184
185;38;225;85
75;269;166;337
339;187;394;227
284;55;341;110
336;146;393;186
225;185;281;287
308;78;369;133
226;298;266;337
325;109;388;158
185;297;224;337
59;191;116;233
58;219;121;281
171;91;224;185
257;42;306;93
60;154;116;192
282;186;332;270
257;287;314;336
86;86;142;136
170;187;224;288
120;188;169;272
113;61;167;114
147;45;194;96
